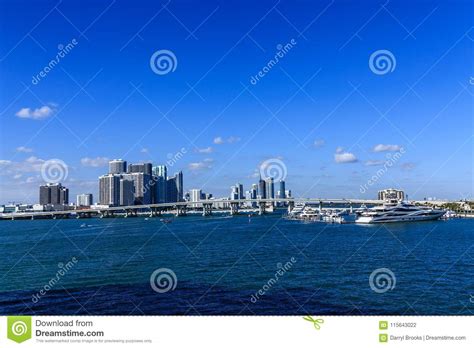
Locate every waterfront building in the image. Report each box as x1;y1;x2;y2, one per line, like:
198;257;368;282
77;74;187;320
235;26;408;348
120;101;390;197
190;189;202;202
166;175;179;203
266;177;275;199
176;171;184;202
285;189;292;198
166;171;184;202
279;180;286;199
258;176;266;199
152;175;166;204
99;174;121;206
230;186;239;200
39;183;69;205
190;189;202;207
245;189;257;208
109;159;127;174
122;172;152;205
236;183;244;199
152;165;167;203
76;193;93;207
119;178;135;206
378;188;404;201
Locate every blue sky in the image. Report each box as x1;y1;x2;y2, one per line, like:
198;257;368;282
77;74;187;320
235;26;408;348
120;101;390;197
0;0;473;203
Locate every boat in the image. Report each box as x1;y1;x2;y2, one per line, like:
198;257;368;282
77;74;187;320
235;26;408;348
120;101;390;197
288;203;305;217
355;200;445;224
299;206;320;221
441;210;457;219
334;210;358;224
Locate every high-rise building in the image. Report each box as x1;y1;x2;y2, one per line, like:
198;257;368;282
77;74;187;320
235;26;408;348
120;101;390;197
236;183;244;199
119;178;135;206
109;159;127;174
258;176;266;199
189;189;202;207
152;165;167;203
39;185;51;205
247;184;258;208
378;189;404;201
99;174;121;206
230;186;239;200
166;175;178;203
266;177;275;199
76;193;93;207
128;163;152;175
152;165;167;178
251;184;258;200
279;180;286;199
176;171;184;202
122;172;152;205
39;183;69;205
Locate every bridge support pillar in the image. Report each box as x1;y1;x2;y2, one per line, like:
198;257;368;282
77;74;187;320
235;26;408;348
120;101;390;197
175;205;187;217
288;201;294;214
319;201;323;213
258;201;266;215
202;203;213;217
230;202;239;215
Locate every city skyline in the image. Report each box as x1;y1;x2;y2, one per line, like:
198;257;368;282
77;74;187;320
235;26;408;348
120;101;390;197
1;0;473;203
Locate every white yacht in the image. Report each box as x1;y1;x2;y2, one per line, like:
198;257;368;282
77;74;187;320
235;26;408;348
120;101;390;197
355;200;445;224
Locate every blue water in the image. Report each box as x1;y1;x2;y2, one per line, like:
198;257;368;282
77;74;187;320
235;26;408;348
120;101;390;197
0;213;473;315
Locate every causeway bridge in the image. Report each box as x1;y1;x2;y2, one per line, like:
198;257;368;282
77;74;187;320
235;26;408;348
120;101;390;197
0;198;399;220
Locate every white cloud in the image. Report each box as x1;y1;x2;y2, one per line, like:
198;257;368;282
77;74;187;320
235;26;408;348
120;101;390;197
15;105;55;120
140;148;149;153
0;156;45;175
213;136;224;144
335;152;358;163
80;157;109;167
196;146;213;154
16;146;33;153
188;158;213;171
365;160;385;166
314;139;325;148
336;146;344;154
213;136;241;144
401;162;416;170
227;136;241;143
373;144;402;152
26;176;36;183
